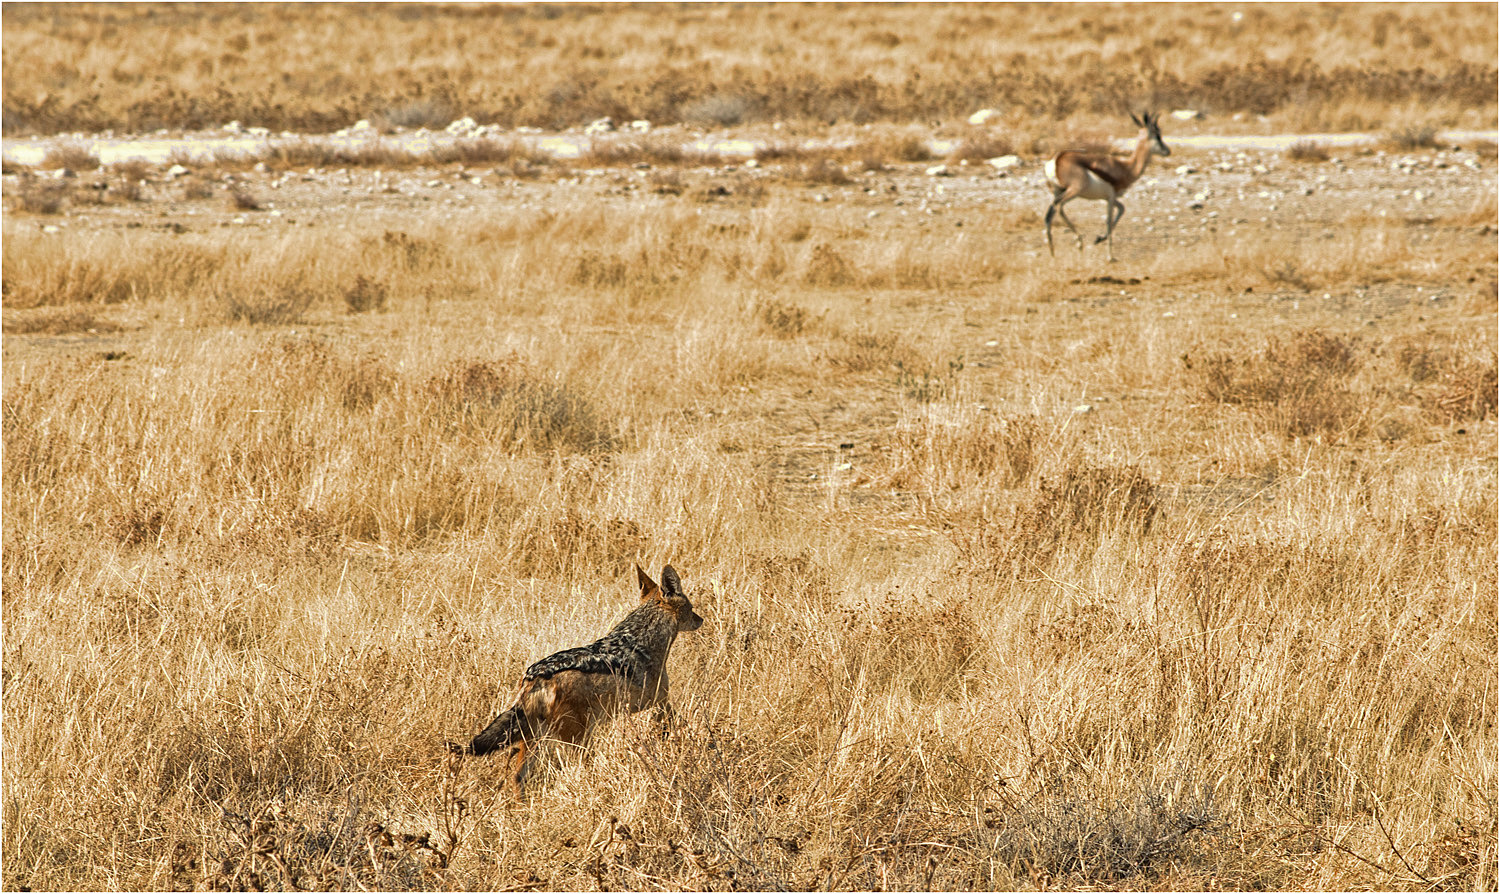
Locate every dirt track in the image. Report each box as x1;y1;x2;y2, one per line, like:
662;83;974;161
7;132;1495;250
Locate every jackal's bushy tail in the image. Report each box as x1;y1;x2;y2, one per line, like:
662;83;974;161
469;705;528;755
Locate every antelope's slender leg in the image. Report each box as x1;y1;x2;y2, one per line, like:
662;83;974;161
1047;187;1087;255
1043;111;1170;262
1097;199;1126;260
1055;203;1085;250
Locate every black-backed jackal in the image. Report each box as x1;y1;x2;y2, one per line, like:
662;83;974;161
464;564;704;794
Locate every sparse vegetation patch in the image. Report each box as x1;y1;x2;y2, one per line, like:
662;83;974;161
1;5;1495;891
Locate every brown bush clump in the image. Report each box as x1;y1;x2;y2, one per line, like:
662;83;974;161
1186;329;1367;439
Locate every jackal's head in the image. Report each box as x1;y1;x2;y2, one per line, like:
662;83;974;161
637;564;705;632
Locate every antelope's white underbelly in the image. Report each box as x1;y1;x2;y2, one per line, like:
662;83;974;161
1076;169;1116;200
1046;158;1117;200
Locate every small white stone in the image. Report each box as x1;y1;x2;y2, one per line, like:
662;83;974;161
968;108;1002;126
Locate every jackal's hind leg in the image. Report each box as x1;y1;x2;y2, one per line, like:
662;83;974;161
650;700;679;740
507;741;530;797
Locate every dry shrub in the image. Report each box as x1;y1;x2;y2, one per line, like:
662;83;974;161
1430;360;1499;423
113;158;153;181
181;797;461;891
343;274;389;314
849;130;935;167
263;138;422;170
879;410;1038;492
747;548;839;607
181;177;216;200
424;360;616;455
372;96;456;131
376;229;446;270
8;176;71;214
1;235;147;306
1385;123;1441;150
111;176;145;202
1392;336;1499;423
753;296;821;337
431;137;551;167
828;327;921;373
679;92;755;127
647;169;684;195
1175;537;1367;614
585;137;729;169
567;236;712;301
511;511;650;581
229;187;261;211
957;462;1160;574
39;142;100;171
1286;140;1330;162
249;338;397;414
105;498;173;548
894;355;965;402
803;242;855;287
987;781;1224;886
217;282;316;325
839;593;980;700
2;305;123;335
1186;329;1366;438
797;158;851;186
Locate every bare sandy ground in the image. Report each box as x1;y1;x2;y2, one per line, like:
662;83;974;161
3;125;1497;167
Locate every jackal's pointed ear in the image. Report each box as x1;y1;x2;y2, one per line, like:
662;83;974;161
636;563;661;598
661;564;682;597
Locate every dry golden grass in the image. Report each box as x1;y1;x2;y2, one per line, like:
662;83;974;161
2;4;1495;135
3;167;1496;890
2;6;1497;889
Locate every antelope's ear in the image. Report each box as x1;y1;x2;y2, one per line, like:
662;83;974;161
661;565;682;597
637;564;660;598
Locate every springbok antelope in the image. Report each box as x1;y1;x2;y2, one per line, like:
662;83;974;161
1044;112;1170;261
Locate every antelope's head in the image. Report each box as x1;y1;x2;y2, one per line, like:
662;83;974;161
1131;111;1171;158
